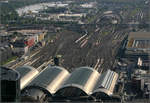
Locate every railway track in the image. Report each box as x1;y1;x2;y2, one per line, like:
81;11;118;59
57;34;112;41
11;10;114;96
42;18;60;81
8;13;130;72
9;48;42;69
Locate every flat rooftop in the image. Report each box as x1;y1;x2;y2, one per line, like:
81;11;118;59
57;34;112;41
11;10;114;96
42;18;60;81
128;32;150;40
15;29;46;34
127;32;150;49
132;40;150;48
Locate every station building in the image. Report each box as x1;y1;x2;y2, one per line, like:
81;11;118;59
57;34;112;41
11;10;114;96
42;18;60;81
54;67;119;101
16;65;39;90
21;66;70;102
91;69;119;101
1;66;120;102
54;67;100;101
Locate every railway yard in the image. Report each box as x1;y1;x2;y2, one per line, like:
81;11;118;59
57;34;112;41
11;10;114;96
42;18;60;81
6;21;128;73
4;0;149;73
1;0;150;102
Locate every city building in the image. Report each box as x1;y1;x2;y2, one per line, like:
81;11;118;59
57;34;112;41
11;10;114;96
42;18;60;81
125;32;150;68
125;32;150;59
132;71;150;99
0;44;13;64
0;66;20;102
11;30;47;55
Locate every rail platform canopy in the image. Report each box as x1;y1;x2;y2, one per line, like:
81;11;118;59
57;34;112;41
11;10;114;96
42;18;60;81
55;67;100;98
